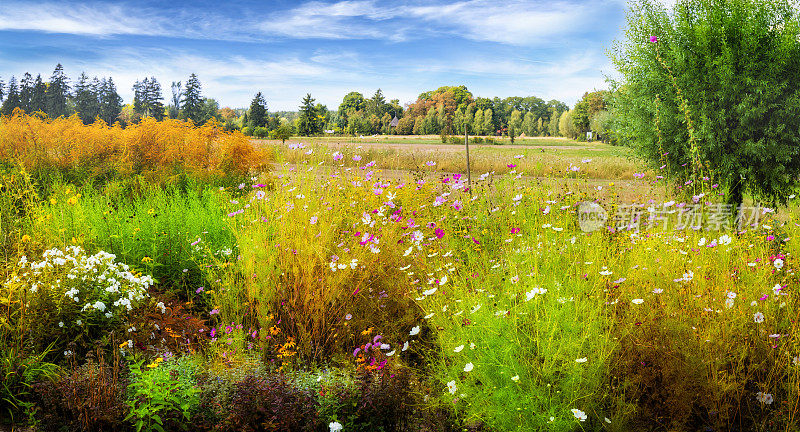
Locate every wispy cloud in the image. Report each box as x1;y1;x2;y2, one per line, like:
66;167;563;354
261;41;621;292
0;2;171;36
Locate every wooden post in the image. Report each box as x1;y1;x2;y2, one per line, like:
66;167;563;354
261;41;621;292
465;123;472;192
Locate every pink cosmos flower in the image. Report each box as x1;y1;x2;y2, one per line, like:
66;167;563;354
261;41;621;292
650;36;658;43
435;228;445;239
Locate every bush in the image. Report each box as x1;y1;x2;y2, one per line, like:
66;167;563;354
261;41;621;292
220;373;318;432
5;246;151;355
125;356;200;432
33;349;128;432
251;127;269;139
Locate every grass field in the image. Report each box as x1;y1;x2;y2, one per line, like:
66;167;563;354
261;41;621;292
2;118;799;432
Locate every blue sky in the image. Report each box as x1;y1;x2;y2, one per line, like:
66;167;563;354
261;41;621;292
0;0;646;110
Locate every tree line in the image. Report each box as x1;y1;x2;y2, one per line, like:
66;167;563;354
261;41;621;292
0;65;234;128
0;65;615;143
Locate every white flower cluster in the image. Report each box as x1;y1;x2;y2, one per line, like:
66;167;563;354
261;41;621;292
10;246;152;321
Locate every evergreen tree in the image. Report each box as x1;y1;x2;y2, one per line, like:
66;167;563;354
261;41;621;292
46;64;70;118
0;78;5;103
146;77;165;120
181;74;203;124
30;75;47;114
367;89;386;117
1;76;21;116
98;78;122;125
19;73;34;112
297;93;320;136
248;92;268;128
200;98;219;124
74;72;99;124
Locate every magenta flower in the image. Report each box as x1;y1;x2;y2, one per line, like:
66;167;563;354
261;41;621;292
210;308;220;315
511;227;520;234
435;228;445;239
507;164;517;168
650;36;658;43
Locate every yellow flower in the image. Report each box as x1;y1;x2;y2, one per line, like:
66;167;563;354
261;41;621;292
141;256;153;263
50;198;57;205
361;327;373;336
147;208;155;215
21;234;31;243
67;196;78;205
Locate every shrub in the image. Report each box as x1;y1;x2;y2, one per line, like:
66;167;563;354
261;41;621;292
125;356;200;432
251;127;269;139
220;373;318;432
32;348;128;432
5;246;151;355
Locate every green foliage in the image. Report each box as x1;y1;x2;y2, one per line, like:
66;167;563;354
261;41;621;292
298;93;322;136
0;343;59;423
247;92;268;128
611;0;800;206
180;74;203;124
39;182;235;297
125;356;200;432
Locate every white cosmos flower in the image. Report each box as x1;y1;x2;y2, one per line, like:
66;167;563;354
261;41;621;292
756;391;774;404
571;409;588;422
329;421;344;432
575;357;588;363
423;288;437;296
464;362;474;372
454;345;465;353
754;312;765;323
631;298;644;305
725;298;735;309
510;375;519;382
447;380;457;394
402;341;409;351
409;326;420;336
774;258;784;270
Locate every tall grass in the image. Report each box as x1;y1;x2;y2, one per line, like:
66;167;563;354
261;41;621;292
0;111;272;194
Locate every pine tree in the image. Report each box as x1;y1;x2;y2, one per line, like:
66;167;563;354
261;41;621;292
181;74;203;124
1;76;21;116
75;72;99;124
19;73;34;112
297;93;320;136
46;64;70;118
147;77;165;120
0;78;5;103
30;75;47;114
98;78;122;125
248;92;268;128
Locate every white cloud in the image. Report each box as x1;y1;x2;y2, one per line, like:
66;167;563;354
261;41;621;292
0;2;170;36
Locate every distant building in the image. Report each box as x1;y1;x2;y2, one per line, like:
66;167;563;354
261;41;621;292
390;116;399;128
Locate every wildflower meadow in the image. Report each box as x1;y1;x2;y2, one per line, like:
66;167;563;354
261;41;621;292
0;109;799;432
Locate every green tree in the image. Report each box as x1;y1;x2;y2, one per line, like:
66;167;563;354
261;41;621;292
181;74;203;124
509;110;523;138
482;108;494;136
30;75;47;114
19;73;34;113
74;73;99;124
201;98;220;124
248;92;268;128
270;122;293;143
298;93;320;136
169;81;182;119
1;76;20;116
559;110;574;138
98;78;122;125
46;64;70;118
571;101;591;138
611;0;800;207
548;109;560;136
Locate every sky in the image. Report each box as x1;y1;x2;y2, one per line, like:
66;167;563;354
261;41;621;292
0;0;641;110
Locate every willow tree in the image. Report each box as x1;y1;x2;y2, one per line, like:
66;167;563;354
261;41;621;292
610;0;800;206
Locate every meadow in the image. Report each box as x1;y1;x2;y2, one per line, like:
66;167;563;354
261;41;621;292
1;112;799;432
